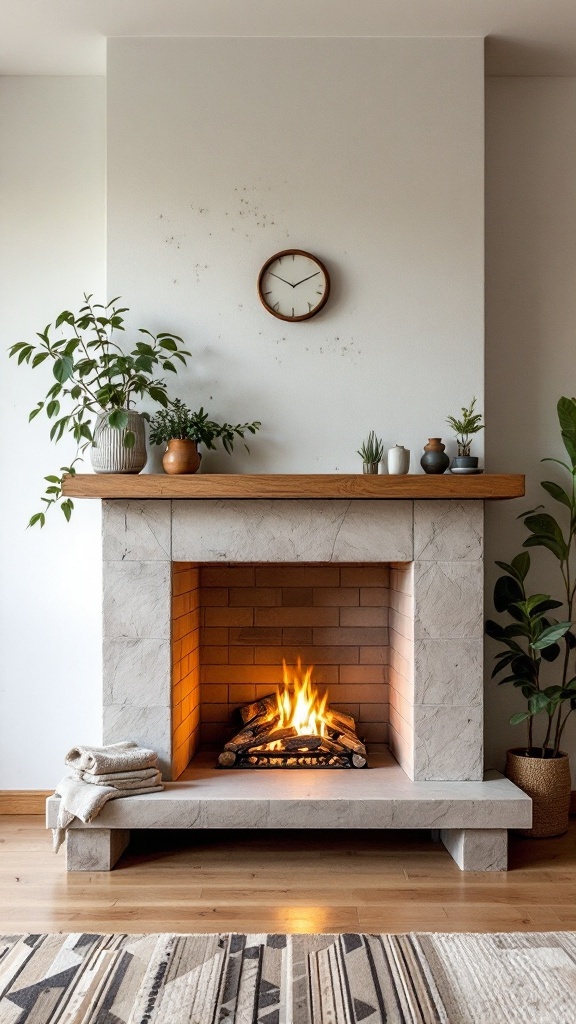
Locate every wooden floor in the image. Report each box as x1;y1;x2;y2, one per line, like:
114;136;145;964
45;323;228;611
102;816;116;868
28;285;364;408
1;816;576;934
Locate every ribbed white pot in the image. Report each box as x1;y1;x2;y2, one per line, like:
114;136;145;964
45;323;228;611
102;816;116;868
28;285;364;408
90;410;147;475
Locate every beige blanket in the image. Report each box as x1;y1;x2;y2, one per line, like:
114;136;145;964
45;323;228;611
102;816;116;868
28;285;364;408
65;740;158;775
53;773;163;853
72;766;161;789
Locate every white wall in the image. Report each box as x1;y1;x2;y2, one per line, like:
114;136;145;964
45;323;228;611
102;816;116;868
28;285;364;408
107;38;485;472
0;78;105;788
485;77;576;772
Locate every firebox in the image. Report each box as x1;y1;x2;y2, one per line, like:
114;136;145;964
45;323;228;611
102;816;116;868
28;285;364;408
217;660;368;769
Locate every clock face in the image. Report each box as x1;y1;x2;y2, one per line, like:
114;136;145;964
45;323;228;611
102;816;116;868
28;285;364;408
258;250;330;322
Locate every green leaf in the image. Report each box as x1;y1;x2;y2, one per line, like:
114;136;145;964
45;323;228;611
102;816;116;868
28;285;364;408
510;712;531;725
31;351;50;368
541;480;573;510
541;642;562;663
529;692;551;714
531;621;573;649
44;475;60;483
55;310;75;328
53;355;74;383
29;405;43;422
557;397;576;466
46;399;60;418
511;552;531;581
494;574;523;612
107;408;129;430
523;535;567;561
123;430;135;449
61;500;72;522
28;512;46;528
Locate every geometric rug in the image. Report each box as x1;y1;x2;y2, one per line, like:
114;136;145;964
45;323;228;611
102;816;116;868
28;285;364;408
1;932;576;1023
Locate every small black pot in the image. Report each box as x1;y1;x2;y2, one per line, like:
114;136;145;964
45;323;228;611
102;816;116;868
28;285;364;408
451;456;479;470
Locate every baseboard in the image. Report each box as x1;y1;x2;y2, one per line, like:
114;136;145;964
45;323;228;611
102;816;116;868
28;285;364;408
0;791;51;814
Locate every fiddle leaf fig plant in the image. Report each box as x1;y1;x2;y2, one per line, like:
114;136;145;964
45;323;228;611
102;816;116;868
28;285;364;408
9;294;190;526
487;396;576;757
149;398;261;454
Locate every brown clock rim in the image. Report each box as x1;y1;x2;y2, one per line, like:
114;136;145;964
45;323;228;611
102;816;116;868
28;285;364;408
257;249;331;322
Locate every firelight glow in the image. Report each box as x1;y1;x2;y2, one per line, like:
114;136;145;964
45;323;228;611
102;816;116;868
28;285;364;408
275;658;328;738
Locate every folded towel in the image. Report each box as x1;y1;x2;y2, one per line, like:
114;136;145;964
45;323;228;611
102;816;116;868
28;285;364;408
72;766;162;788
53;774;164;853
65;741;158;775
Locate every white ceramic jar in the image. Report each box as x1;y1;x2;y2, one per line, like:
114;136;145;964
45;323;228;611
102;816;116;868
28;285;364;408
387;444;410;475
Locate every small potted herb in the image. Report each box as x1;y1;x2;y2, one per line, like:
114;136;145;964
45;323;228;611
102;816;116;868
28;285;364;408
357;431;384;474
149;398;261;474
446;397;484;472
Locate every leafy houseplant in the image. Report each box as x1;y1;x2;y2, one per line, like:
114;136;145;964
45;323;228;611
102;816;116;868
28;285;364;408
357;431;384;475
487;396;576;836
148;398;261;475
446;397;484;467
9;295;190;525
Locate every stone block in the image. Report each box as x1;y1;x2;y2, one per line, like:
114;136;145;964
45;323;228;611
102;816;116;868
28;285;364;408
413;704;483;781
66;828;130;871
414;500;483;561
103;638;171;707
103;561;171;639
413;638;483;706
102;500;171;561
440;828;508;871
413;560;483;639
103;704;171;778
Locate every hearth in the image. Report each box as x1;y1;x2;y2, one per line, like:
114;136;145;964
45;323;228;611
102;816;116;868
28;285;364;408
217;661;368;769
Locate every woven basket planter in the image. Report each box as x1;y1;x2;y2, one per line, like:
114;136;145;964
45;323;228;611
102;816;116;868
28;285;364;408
506;748;571;838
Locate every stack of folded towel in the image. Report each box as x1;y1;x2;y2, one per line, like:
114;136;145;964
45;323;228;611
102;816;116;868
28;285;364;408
53;741;163;852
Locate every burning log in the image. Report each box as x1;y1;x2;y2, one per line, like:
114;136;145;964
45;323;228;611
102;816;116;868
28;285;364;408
217;659;369;770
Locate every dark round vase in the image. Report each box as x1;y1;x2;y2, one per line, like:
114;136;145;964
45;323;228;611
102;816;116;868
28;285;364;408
420;437;450;474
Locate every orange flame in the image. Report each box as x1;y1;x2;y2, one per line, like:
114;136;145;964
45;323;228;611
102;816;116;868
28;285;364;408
276;658;328;737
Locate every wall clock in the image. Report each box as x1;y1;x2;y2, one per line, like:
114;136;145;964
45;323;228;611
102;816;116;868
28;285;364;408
258;249;330;322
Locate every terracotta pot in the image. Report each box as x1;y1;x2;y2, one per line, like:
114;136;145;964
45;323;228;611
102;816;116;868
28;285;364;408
162;438;202;475
506;748;571;838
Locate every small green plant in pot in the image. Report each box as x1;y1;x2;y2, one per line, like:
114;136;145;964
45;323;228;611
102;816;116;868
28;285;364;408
446;396;484;470
9;295;190;524
357;431;384;474
149;398;261;474
487;396;576;837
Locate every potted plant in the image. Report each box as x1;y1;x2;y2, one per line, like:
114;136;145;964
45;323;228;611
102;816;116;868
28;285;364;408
357;431;384;474
446;396;484;471
9;295;190;525
486;396;576;837
149;398;261;474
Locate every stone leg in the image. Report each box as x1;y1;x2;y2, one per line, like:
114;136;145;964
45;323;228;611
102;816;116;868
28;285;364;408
66;828;130;871
440;828;508;871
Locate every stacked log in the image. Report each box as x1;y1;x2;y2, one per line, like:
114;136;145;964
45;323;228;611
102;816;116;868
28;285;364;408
218;693;367;769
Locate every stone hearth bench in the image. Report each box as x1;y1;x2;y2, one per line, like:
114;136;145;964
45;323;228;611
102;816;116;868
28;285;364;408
46;755;531;872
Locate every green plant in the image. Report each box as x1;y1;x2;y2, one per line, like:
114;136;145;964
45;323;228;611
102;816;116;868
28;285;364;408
9;295;190;526
357;431;384;465
149;398;261;454
487;397;576;757
446;397;484;457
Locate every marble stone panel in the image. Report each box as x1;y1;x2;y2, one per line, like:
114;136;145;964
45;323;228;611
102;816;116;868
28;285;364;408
413;704;483;781
172;500;413;563
413;560;483;639
440;828;508;871
102;500;171;561
103;561;171;639
103;638;171;708
103;704;171;778
414;500;483;561
413;639;483;706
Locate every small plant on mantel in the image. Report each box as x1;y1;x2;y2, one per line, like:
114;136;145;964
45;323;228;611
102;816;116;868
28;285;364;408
148;398;261;475
357;431;384;474
446;397;484;457
486;396;576;837
8;295;190;525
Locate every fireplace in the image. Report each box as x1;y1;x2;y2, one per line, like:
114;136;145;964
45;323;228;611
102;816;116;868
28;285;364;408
47;482;533;873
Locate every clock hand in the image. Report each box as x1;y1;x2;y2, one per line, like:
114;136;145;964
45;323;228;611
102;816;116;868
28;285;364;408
293;272;321;287
269;272;295;288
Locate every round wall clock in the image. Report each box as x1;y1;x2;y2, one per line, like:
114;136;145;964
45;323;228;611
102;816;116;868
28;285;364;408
258;249;330;322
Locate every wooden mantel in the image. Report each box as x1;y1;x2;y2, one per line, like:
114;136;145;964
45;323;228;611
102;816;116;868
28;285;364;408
62;473;524;500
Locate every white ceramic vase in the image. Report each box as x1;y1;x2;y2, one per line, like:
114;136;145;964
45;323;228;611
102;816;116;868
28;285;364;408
387;445;410;475
90;409;147;474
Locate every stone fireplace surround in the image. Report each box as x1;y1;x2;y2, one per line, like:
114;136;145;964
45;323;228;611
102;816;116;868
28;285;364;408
47;495;531;871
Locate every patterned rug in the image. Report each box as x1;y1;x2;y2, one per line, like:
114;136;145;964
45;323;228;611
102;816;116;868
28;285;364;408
1;931;576;1023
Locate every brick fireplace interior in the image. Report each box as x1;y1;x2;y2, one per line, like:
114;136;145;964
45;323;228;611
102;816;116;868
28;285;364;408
171;561;412;778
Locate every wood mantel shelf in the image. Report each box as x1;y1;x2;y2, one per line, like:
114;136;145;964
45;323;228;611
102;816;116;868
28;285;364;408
62;473;525;500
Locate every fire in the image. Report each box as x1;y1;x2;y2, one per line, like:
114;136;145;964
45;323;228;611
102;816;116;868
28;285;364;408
275;658;328;737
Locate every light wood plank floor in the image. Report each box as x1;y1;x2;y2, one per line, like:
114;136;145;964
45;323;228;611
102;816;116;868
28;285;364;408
1;816;575;934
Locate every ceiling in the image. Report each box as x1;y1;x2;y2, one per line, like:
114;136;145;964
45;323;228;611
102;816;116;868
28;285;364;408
1;0;576;77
